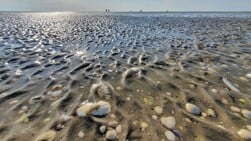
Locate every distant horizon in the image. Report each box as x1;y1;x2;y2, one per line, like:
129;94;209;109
1;0;251;12
0;10;251;13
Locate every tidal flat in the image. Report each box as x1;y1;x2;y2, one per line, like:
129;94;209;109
0;12;251;141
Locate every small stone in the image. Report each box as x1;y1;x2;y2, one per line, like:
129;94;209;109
241;109;251;119
239;99;246;104
230;106;241;113
51;90;63;97
60;114;72;122
52;85;63;91
240;77;248;81
152;115;158;120
207;108;216;118
116;87;122;91
21;106;28;111
35;130;56;141
222;98;228;104
110;114;116;118
29;95;44;104
202;112;207;117
78;131;85;138
246;73;251;79
15;69;22;76
76;101;111;117
91;101;111;117
76;103;96;117
10;100;19;105
116;124;122;133
185;118;192;123
217;125;226;130
237;129;251;139
185;103;201;115
141;122;148;129
126;97;131;101
154;106;163;114
108;121;118;128
105;129;117;140
56;124;64;130
189;84;195;89
99;125;107;134
211;89;217;93
43;118;51;124
160;116;176;129
166;92;171;96
164;130;175;141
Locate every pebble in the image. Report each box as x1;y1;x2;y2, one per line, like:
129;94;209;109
105;129;117;140
152;115;158;120
164;130;175;141
202;112;207;117
116;86;122;91
240;77;248;81
241;109;251;119
99;125;107;134
51;90;63;97
76;103;96;117
230;106;241;112
222;98;228;104
21;105;28;111
29;95;44;104
10;100;19;105
185;118;192;123
91;101;111;116
185;103;201;115
160;116;176;129
78;131;85;138
35;130;56;141
154;106;163;114
60;114;72;122
76;101;111;117
108;121;118;128
116;124;122;133
246;73;251;79
52;85;63;91
15;69;22;76
239;99;246;104
206;108;216;118
110;114;116;118
141;122;148;129
237;129;251;139
211;89;217;93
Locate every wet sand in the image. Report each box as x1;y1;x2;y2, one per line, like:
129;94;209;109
0;12;251;141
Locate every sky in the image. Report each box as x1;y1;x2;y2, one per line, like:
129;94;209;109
0;0;251;12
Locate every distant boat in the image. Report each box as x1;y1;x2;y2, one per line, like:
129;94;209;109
105;9;110;12
140;10;143;12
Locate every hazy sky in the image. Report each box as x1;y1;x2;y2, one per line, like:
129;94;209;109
1;0;251;12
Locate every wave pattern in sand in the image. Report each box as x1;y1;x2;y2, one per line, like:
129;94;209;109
0;13;251;141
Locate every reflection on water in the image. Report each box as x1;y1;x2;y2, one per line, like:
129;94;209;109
0;12;251;141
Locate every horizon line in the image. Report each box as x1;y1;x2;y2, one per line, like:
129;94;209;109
0;10;251;13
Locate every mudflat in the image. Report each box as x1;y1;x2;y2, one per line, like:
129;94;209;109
0;12;251;141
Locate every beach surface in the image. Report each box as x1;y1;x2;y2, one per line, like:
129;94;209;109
0;12;251;141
